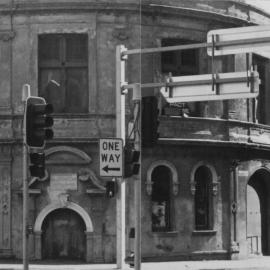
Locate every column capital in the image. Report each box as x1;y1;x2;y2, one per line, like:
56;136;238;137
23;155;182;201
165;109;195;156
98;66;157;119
230;160;240;171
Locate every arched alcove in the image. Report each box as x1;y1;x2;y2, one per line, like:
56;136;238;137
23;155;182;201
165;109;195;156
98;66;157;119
190;161;219;196
33;202;94;262
34;201;93;232
146;160;179;196
247;167;270;256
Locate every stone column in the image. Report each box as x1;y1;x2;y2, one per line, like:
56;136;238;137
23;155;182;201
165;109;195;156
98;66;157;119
230;161;240;259
34;231;42;260
0;165;12;257
85;231;94;263
93;234;103;263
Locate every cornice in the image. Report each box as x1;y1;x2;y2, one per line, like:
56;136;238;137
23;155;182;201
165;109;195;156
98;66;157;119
0;1;268;26
141;4;249;27
0;2;140;15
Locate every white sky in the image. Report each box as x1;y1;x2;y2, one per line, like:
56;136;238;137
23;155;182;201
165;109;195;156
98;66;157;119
245;0;270;13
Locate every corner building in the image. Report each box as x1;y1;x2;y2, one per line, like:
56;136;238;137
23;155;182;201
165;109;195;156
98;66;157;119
0;0;270;263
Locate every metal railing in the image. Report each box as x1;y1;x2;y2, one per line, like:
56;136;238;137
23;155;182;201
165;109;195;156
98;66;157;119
247;235;261;255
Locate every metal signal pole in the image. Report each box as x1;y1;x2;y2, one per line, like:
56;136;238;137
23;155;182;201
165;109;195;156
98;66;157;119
22;84;30;270
132;84;142;270
116;45;127;269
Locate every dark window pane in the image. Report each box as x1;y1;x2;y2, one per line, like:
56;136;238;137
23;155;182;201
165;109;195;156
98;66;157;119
66;68;88;113
66;35;88;63
38;34;89;114
182;49;197;66
161;38;198;76
39;35;61;63
39;69;65;113
194;166;212;230
151;166;171;232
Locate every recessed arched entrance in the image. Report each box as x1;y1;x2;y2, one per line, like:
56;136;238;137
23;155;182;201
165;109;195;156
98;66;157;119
33;202;94;262
42;208;85;261
247;168;270;256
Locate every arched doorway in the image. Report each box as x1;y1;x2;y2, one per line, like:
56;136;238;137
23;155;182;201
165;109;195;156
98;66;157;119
247;168;270;256
42;208;86;261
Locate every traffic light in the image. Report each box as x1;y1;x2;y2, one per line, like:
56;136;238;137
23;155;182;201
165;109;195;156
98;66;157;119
124;145;140;178
142;96;159;146
106;180;117;198
25;97;54;148
29;152;45;178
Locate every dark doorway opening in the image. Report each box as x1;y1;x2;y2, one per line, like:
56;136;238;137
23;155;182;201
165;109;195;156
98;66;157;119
247;169;270;256
42;208;86;261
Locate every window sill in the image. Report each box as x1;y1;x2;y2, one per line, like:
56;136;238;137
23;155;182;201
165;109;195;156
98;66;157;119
152;231;178;237
192;230;217;236
52;113;114;118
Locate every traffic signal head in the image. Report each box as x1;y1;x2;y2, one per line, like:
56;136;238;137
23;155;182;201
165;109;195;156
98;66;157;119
29;152;45;178
142;96;159;147
26;97;54;148
124;145;140;178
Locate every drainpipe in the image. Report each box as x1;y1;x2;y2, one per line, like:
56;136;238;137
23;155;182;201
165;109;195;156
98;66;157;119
230;160;240;259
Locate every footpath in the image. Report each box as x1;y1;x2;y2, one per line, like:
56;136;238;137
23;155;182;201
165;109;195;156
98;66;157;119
0;257;270;270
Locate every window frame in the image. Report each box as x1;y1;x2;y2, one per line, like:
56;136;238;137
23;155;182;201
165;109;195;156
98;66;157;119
190;162;219;232
160;38;201;117
38;33;89;114
161;38;199;76
194;166;213;230
151;165;173;232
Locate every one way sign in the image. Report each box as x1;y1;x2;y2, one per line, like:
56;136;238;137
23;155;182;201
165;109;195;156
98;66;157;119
99;138;123;177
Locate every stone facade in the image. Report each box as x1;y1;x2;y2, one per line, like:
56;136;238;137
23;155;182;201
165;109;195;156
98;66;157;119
0;0;270;263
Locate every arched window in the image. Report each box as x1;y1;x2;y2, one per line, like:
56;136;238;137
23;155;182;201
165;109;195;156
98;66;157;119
151;165;172;232
194;166;213;230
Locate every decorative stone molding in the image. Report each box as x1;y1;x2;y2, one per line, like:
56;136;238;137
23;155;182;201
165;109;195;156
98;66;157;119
0;146;12;163
146;181;153;196
58;193;70;207
212;180;219;196
45;146;92;165
262;160;270;169
190;183;196;196
190;161;219;196
0;32;15;42
77;168;105;191
248;164;270;181
146;160;179;196
78;168;91;181
39;28;89;35
230;160;240;171
230;241;240;253
2;167;10;216
112;28;130;41
27;170;49;193
39;169;49;181
231;201;238;214
34;201;93;233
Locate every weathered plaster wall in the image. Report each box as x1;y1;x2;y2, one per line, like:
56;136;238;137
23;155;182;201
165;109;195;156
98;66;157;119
136;145;230;260
0;0;269;262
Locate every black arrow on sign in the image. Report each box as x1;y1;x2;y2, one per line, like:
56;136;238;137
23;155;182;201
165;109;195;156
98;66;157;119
103;165;120;173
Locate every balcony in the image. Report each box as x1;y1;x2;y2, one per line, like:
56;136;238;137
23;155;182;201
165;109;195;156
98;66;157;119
158;116;270;157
